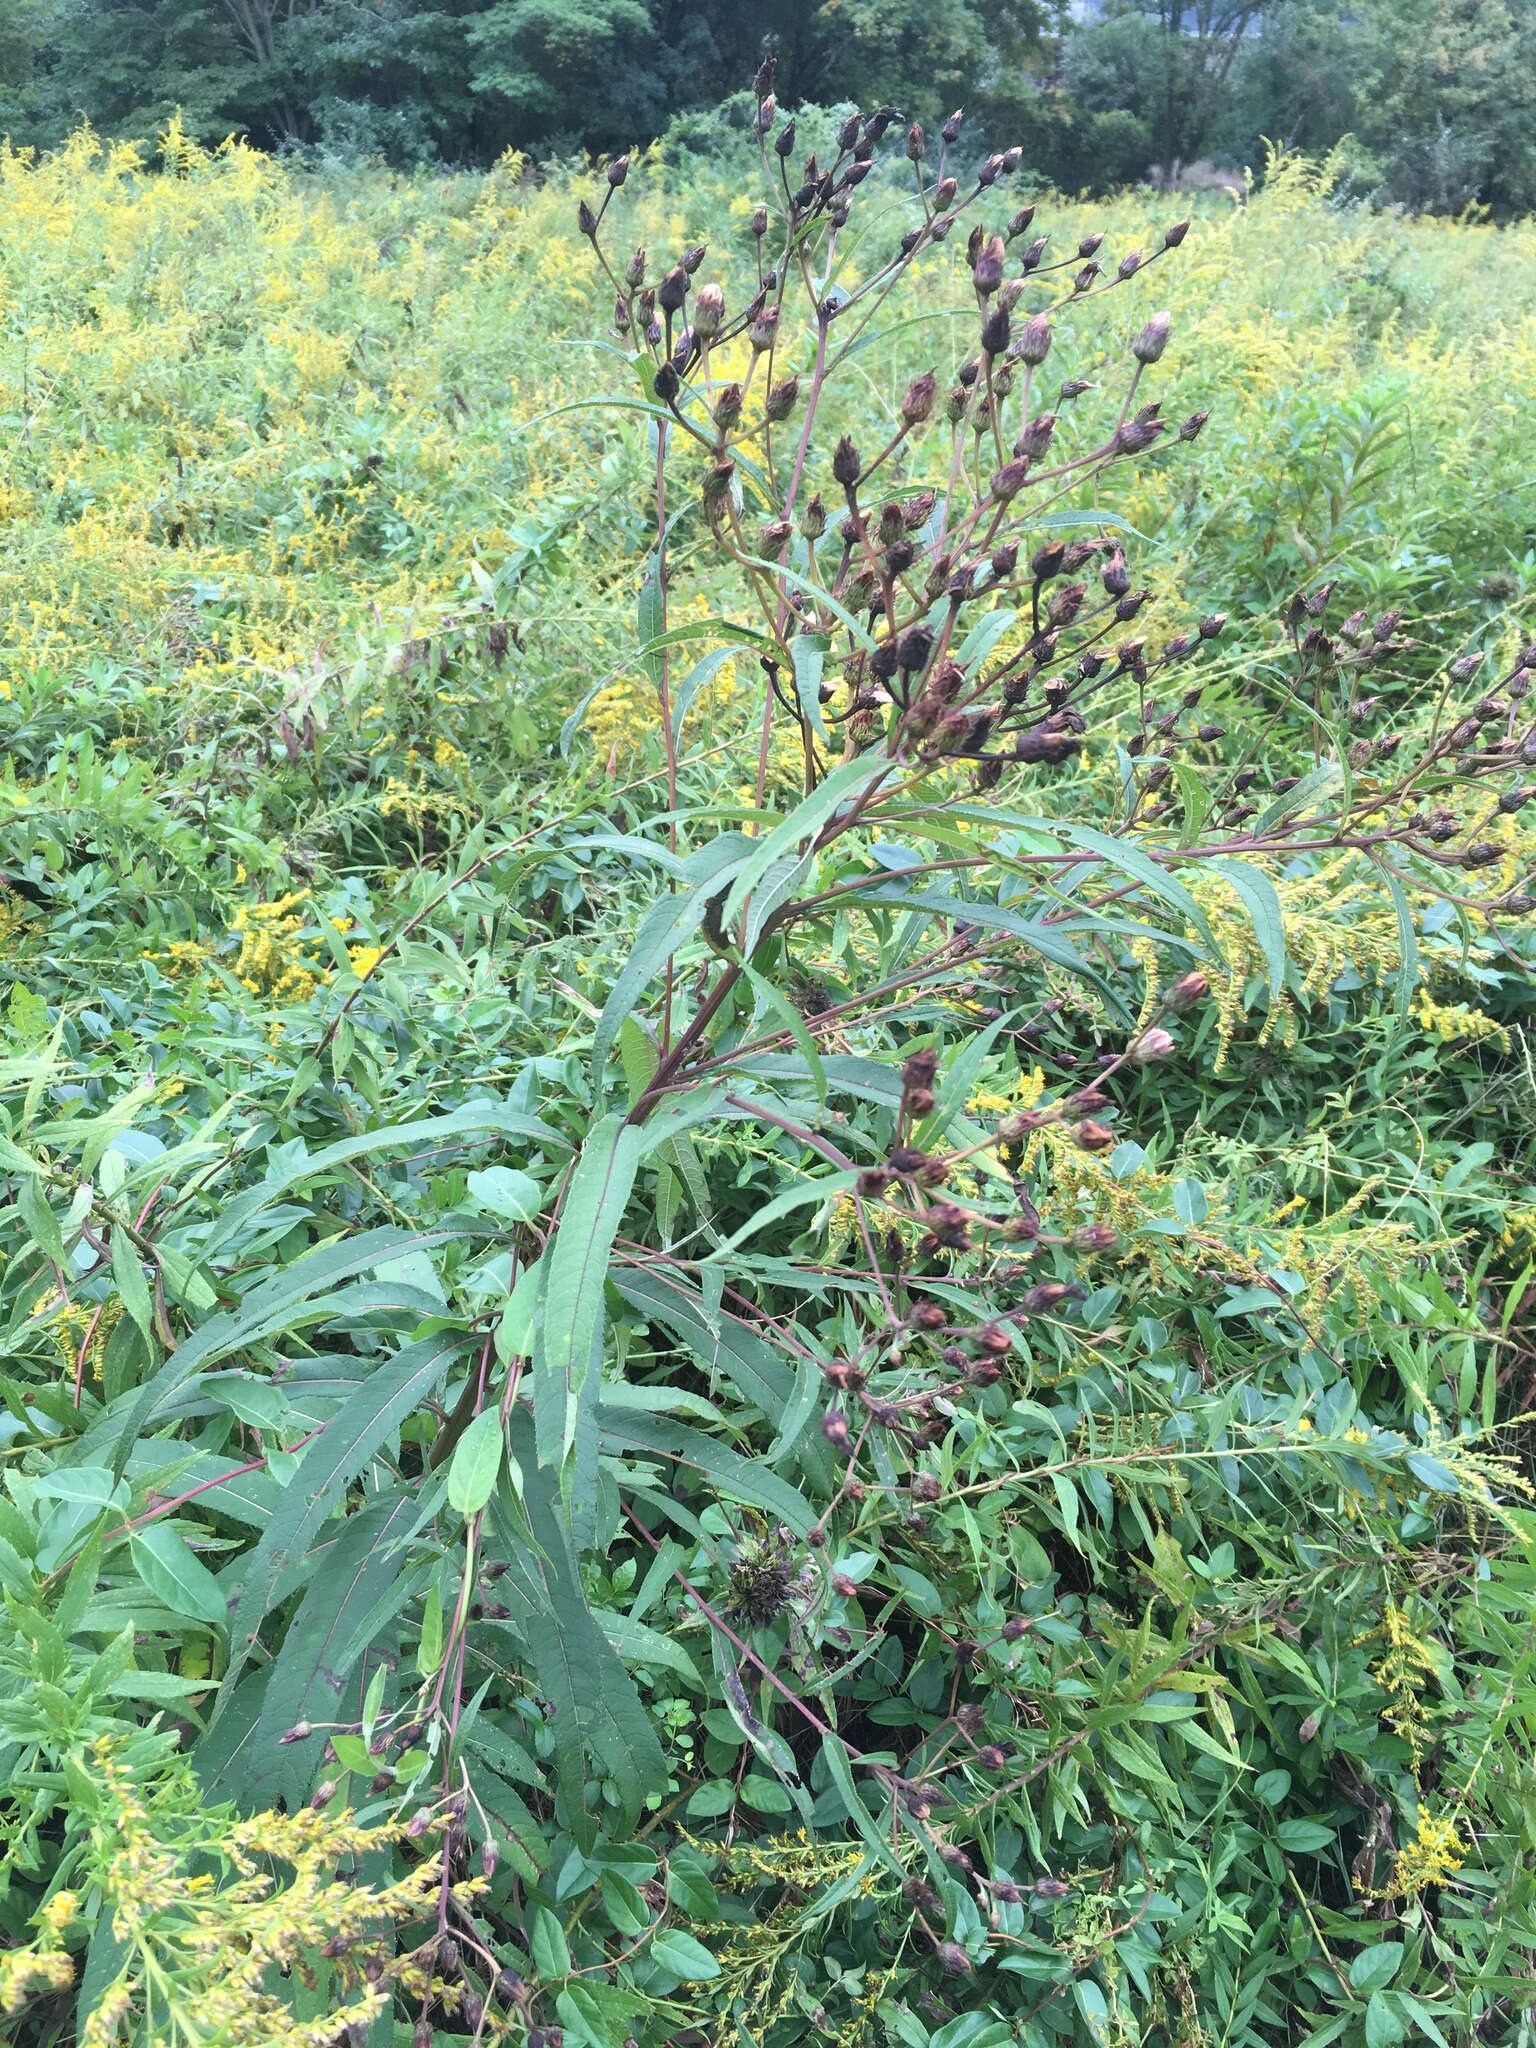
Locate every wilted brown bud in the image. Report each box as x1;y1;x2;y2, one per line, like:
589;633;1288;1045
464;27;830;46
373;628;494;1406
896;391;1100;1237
1199;612;1227;639
906;122;926;161
280;1721;312;1744
800;492;827;540
1015;312;1052;366
311;1780;337;1811
1298;1711;1321;1743
1017;412;1056;462
577;198;598;240
1073;1224;1117;1252
1115;417;1166;453
1035;1874;1071;1898
1076;1120;1115;1152
657;264;688;315
1163;218;1190;248
1179;410;1209;441
990;458;1028;503
911;1473;942;1503
936;1941;972;1976
749;302;780;352
833;435;861;487
765;375;799;422
1499;786;1536;813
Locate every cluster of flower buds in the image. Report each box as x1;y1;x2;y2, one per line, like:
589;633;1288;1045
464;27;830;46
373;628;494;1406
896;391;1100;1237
578;63;1219;808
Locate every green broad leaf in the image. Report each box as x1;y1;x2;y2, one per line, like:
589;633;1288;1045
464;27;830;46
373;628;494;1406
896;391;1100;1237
1205;857;1288;1001
819;1732;905;1879
200;1103;564;1261
18;1175;65;1263
672;644;740;740
1349;1944;1403;1992
1274;1819;1334;1852
111;1230;155;1343
599;1609;706;1688
130;1524;229;1629
852;884;1126;1012
527;1902;571;1982
215;1330;464;1709
417;1584;444;1676
596;1407;816;1535
465;1166;543;1221
687;1778;736;1816
1364;1991;1405;2048
719;757;899;932
34;1467;128;1509
91;1224;463;1480
110;1670;217;1704
448;1406;505;1516
1372;860;1420;1018
592;834;754;1071
1405;1452;1460;1493
650;1929;722;1981
537;1115;647;1474
1254;1768;1291;1805
792;632;830;741
611;1268;794;1421
1252;760;1343;833
1172;1178;1209;1226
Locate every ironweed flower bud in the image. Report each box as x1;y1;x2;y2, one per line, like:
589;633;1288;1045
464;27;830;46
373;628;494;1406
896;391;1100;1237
657;264;688;314
937;1942;973;1975
1021;234;1049;271
1016;312;1052;364
607;154;629;189
1503;786;1536;813
1131;1026;1175;1062
1167;970;1210;1009
1076;1120;1114;1151
934;175;958;209
311;1780;337;1810
749;303;780;352
800;492;826;540
907;122;926;161
1164;218;1191;248
653;361;680;405
1073;262;1101;292
833;434;861;487
902;370;938;425
1502;894;1536;914
1463;842;1503;868
821;1410;852;1449
1101;547;1130;596
1077;232;1104;258
757;92;777;133
1117;248;1144;279
990;457;1028;503
981;307;1010;356
1199;612;1227;638
943;107;964;142
1115;417;1166;453
1197;723;1224;742
624;246;646;290
945;383;969;423
1180;410;1209;441
765;375;799;420
1017;412;1056;462
577;198;598;240
979;153;1004;186
701;458;735;504
280;1720;312;1743
759;519;793;553
1074;1223;1118;1251
911;1473;942;1502
973;234;1006;296
692;281;724;340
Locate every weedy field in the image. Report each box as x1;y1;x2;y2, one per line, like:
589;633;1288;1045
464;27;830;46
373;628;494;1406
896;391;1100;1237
1;97;1536;2048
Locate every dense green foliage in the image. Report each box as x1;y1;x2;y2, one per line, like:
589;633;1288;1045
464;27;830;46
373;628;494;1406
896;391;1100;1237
0;87;1535;2048
0;0;1532;216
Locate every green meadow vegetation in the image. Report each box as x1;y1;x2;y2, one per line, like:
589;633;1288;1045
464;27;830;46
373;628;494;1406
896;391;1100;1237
0;81;1535;2048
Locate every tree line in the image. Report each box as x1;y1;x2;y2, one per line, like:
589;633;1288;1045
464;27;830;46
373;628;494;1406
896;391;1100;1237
0;0;1529;215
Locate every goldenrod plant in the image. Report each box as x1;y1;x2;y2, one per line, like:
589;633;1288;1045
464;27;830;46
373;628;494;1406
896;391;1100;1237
0;74;1534;2048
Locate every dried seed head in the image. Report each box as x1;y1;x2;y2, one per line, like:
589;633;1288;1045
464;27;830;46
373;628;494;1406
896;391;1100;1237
833;434;861;487
1199;612;1227;639
910;1473;942;1503
1499;786;1536;813
1001;1616;1028;1641
822;1410;852;1450
976;1744;1007;1771
943;107;964;143
657;264;689;314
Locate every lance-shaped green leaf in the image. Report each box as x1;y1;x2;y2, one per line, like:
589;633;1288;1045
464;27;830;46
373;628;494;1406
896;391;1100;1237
537;1116;646;1473
718;757;897;930
215;1330;464;1709
592;836;754;1072
1205;858;1289;1001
